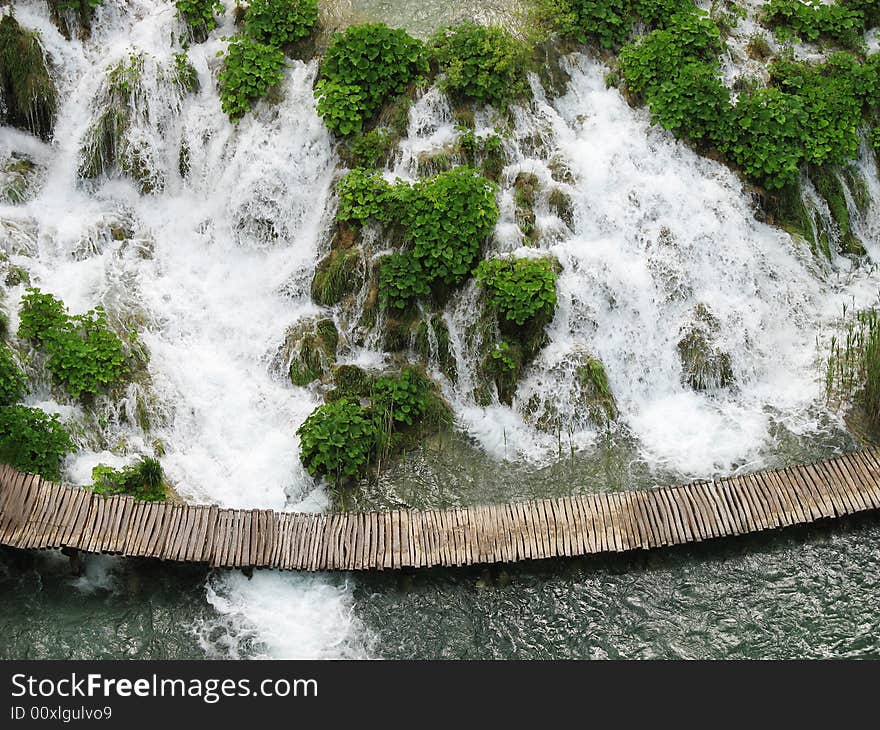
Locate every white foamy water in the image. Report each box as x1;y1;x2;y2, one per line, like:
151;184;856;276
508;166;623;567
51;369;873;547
2;0;370;658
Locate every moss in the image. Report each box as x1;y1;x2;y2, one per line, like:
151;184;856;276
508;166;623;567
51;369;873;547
311;247;364;306
575;357;618;425
326;364;372;403
677;304;734;392
47;0;100;39
548;187;574;227
764;181;816;247
745;34;772;61
0;16;57;142
513;172;540;242
414;314;457;382
0;155;38;204
811;165;864;256
381;309;419;353
484;339;523;405
840;165;870;216
413;148;459;178
287;317;339;387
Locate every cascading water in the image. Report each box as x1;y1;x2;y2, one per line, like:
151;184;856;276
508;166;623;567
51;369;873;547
3;0;880;659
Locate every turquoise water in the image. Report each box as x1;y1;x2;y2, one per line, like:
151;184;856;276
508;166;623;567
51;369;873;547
3;513;879;659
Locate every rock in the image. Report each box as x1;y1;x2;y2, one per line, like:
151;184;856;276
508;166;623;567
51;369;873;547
283;317;339;387
677;304;734;392
0;16;56;141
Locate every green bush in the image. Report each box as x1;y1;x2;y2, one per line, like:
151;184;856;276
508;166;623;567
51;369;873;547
244;0;318;48
0;345;27;406
535;0;633;49
90;457;165;501
218;37;286;121
336;168;394;226
430;22;529;107
345;128;394;168
403;166;499;287
175;0;223;42
297;399;377;481
371;368;431;427
19;289;127;400
316;24;427;136
475;257;558;326
379;253;430;310
723;88;808;190
646;61;730;145
763;0;866;50
0;405;72;480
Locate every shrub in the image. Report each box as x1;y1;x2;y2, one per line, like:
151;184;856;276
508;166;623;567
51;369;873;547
316;24;427;136
535;0;632;49
475;257;558;326
297;399;377;481
723;88;807;190
336;168;394;226
646;62;731;145
430;22;529;107
175;0;224;43
90;457;165;501
371;368;431;427
379;253;430;310
403;166;499;287
345;128;394;168
19;289;127;400
244;0;318;48
0;345;27;406
0;405;72;480
763;0;866;50
218;37;286;121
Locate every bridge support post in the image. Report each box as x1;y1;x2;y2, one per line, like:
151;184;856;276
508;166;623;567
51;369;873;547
241;565;253;579
61;547;82;577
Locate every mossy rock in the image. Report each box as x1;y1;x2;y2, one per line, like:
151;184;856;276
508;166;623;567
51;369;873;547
810;165;864;257
311;247;364;306
514;172;539;242
0;16;56;142
285;317;339;387
677;304;734;392
414;147;460;178
548;187;574;228
47;0;98;39
483;339;523;405
0;155;39;204
325;364;373;403
764;181;817;249
522;349;616;431
414;314;457;382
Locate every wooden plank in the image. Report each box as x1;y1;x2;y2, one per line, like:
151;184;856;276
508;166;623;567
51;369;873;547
784;465;830;520
849;451;880;508
837;453;875;510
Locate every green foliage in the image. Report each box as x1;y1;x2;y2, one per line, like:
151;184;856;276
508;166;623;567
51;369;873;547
827;306;880;433
489;340;518;372
475;257;558;326
244;0;318;48
371;368;431;427
336;168;394;226
0;405;72;480
872;127;880;157
175;0;224;42
430;22;529;107
18;289;127;400
297;399;377;481
379;253;430;310
763;0;867;50
218;37;286;121
90;457;166;501
345;128;394;168
403;167;499;287
316;24;427;136
0;15;57;141
535;0;633;49
0;345;27;406
723;88;807;190
311;247;363;305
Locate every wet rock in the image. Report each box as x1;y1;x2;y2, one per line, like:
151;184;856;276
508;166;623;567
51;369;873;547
0;16;56;141
283;316;339;387
677;304;734;392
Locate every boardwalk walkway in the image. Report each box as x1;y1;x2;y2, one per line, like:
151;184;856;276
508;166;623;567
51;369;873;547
1;449;879;571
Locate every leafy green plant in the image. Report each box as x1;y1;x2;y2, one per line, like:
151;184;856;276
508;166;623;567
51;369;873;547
244;0;318;48
345;128;394;168
403;167;499;287
475;257;558;326
371;368;431;427
19;289;127;400
175;0;224;43
218;37;286;121
379;253;430;310
489;341;518;372
0;405;73;480
336;168;394;226
430;22;529;107
723;87;808;190
316;24;428;136
0;345;27;406
763;0;867;50
297;399;377;482
535;0;633;49
90;457;165;501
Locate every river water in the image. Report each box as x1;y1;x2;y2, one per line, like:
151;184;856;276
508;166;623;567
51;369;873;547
1;0;879;659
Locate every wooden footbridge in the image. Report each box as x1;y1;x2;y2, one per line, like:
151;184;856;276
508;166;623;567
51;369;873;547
1;448;880;571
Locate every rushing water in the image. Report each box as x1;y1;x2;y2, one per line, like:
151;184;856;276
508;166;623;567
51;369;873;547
1;0;880;659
